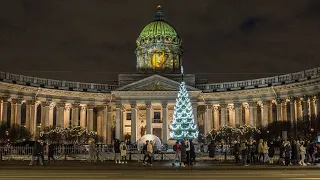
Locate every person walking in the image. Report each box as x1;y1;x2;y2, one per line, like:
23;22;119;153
208;140;216;158
88;139;97;163
48;143;55;164
114;139;121;163
29;139;43;166
234;141;240;164
284;141;292;166
258;139;264;164
180;139;187;167
142;140;149;165
172;140;181;166
299;141;307;166
147;140;153;166
119;141;127;164
268;141;275;164
263;141;269;164
240;141;248;166
190;139;196;165
185;138;191;166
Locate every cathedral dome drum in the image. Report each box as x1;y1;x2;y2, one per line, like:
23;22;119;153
136;5;183;73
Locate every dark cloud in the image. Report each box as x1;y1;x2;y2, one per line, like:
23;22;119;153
0;0;319;84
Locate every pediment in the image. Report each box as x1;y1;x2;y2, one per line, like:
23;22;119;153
115;74;199;91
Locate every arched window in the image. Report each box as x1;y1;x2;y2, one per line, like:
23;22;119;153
21;103;26;125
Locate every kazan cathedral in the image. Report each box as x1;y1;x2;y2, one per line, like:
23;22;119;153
0;6;319;144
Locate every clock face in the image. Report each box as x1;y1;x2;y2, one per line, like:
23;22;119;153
151;50;168;68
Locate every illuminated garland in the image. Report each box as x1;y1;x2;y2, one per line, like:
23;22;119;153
169;82;199;139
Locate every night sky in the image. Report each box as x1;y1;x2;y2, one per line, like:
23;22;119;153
0;0;319;84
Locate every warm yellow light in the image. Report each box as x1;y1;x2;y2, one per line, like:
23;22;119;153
157;5;161;9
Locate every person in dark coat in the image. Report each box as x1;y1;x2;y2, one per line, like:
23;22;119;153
29;139;43;166
180;139;187;167
284;141;292;166
189;140;196;165
268;141;275;164
114;139;121;163
291;140;297;164
233;141;240;164
48;143;55;163
208;141;216;158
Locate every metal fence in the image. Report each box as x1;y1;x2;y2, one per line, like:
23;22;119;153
0;144;279;162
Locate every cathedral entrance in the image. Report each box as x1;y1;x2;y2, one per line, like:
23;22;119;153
152;128;162;141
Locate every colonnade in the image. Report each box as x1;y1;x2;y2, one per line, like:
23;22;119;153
203;94;320;135
0;97;113;143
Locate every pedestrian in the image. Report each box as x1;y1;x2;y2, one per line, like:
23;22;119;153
296;140;301;163
89;139;97;162
147;140;153;166
29;139;43;166
48;143;55;164
240;141;248;166
284;141;292;166
185;138;191;166
142;140;149;165
268;141;275;164
299;141;307;166
258;139;264;163
120;141;127;164
114;139;121;163
249;140;257;164
172;140;181;166
189;139;196;165
263;141;269;164
233;141;240;164
208;140;216;158
291;140;297;164
180;139;187;167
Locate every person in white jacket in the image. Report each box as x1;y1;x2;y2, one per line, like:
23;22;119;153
119;141;127;164
263;141;269;163
299;141;307;166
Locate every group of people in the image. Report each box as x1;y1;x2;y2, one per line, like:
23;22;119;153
29;139;55;166
230;139;319;166
172;138;196;167
113;139;129;164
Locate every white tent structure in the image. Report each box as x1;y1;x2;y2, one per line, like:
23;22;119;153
136;134;162;151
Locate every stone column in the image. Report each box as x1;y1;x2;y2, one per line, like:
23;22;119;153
64;104;71;128
248;102;255;126
115;102;122;140
162;102;168;144
213;106;219;129
282;101;288;121
30;101;37;138
25;101;31;131
234;103;241;126
220;104;227;126
130;101;137;144
262;100;269;126
56;102;65;128
13;99;22;125
289;97;296;124
302;95;309;120
72;103;80;126
106;106;112;144
49;104;55;127
310;97;316;118
276;99;283;121
244;104;250;125
87;104;94;132
102;105;108;144
192;103;198;126
80;105;87;128
316;94;320;118
96;107;103;137
146;101;152;135
204;105;213;134
10;100;16;126
41;101;51;130
1;97;9;122
296;99;302;120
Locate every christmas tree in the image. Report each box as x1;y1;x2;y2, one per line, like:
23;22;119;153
169;81;198;139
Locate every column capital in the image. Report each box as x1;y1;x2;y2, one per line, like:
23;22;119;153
116;101;122;108
276;98;284;104
247;101;256;106
207;104;213;109
145;101;152;108
289;96;297;103
26;100;36;105
302;95;309;101
213;106;219;112
233;102;242;108
72;103;81;108
56;102;66;108
1;96;10;102
161;101;168;108
41;101;52;107
261;99;271;105
87;104;95;109
80;105;87;112
130;101;137;108
219;103;228;109
12;98;23;104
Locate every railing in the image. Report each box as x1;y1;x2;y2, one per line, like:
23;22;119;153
196;67;320;91
152;119;162;123
0;144;280;162
0;71;118;92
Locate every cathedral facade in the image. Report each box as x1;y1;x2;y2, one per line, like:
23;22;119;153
0;6;320;144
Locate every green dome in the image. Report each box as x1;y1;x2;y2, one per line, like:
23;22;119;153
138;21;178;39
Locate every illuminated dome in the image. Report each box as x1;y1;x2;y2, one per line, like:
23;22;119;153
135;5;183;73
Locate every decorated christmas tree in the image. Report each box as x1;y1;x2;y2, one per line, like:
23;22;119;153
169;81;199;139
